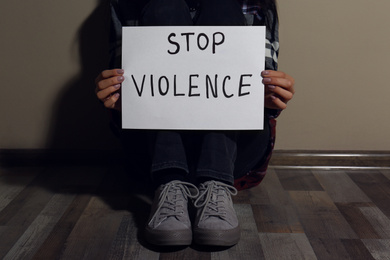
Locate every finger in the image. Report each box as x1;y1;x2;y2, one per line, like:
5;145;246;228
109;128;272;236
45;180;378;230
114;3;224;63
263;77;294;93
264;84;275;95
96;75;125;92
262;70;295;84
265;94;287;110
103;93;120;109
261;70;287;79
262;70;295;93
96;84;121;101
95;69;124;84
267;85;294;102
102;69;124;79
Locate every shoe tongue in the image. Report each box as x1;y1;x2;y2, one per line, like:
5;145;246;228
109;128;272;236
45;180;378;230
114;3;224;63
167;188;178;201
168;187;185;205
206;187;223;208
211;192;218;202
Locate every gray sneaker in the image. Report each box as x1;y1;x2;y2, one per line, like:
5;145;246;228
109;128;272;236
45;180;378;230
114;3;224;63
145;180;199;246
193;181;240;246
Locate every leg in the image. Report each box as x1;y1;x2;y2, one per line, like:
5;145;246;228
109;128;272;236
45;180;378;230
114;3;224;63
150;130;189;183
192;125;270;246
146;131;198;246
194;118;271;183
193;131;241;246
190;0;247;246
196;131;238;185
139;1;197;246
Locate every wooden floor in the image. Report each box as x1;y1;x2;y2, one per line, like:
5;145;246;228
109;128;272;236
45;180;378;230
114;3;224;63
1;163;390;259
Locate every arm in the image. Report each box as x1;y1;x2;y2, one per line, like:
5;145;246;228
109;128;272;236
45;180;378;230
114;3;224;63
95;0;146;111
261;8;295;111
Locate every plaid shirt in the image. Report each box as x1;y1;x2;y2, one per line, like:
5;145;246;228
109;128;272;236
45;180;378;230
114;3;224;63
109;0;280;190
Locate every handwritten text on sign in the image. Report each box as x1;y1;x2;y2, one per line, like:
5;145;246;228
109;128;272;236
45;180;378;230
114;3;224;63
121;26;266;130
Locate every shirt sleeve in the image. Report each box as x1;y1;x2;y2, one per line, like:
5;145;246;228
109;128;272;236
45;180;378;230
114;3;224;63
262;9;281;118
109;0;144;68
109;0;122;69
264;9;279;72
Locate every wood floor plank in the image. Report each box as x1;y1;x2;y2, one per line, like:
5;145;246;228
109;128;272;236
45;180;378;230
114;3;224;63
380;169;390;181
233;188;252;204
312;170;371;203
58;196;125;260
0;170;55;259
251;169;305;237
160;247;211;260
106;214;159;260
254;168;279;204
0;169;51;225
0;167;39;211
234;169;278;206
359;206;390;239
341;239;376;260
362;239;390;260
288;191;358;239
213;204;265;260
2;162;390;258
259;233;317;260
30;166;107;259
309;238;352;260
3;193;75;260
210;249;231;260
249;168;291;206
276;169;324;191
32;194;93;259
252;204;304;233
335;203;381;239
347;170;390;218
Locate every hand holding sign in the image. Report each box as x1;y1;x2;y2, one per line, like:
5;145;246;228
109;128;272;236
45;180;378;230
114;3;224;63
95;69;124;110
262;70;295;110
121;26;266;130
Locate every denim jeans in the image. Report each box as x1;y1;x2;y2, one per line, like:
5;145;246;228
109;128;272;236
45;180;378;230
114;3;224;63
121;0;270;185
121;118;270;185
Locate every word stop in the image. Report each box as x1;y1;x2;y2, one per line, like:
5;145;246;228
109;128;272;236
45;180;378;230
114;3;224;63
167;32;225;54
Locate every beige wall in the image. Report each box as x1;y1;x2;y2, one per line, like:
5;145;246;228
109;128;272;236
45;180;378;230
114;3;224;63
0;0;389;150
276;0;390;150
0;0;120;150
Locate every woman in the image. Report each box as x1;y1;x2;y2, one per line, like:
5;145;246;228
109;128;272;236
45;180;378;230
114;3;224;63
95;0;294;247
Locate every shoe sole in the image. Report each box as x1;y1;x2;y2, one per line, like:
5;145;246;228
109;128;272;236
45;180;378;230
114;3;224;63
193;226;240;246
144;227;192;246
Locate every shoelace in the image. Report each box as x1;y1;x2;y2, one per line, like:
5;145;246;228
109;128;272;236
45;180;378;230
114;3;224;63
194;181;237;220
149;181;199;224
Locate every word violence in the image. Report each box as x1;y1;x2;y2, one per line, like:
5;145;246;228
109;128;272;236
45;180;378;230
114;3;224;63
130;74;254;99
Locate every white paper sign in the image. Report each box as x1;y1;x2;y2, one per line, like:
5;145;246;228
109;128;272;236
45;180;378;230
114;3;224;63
121;26;265;130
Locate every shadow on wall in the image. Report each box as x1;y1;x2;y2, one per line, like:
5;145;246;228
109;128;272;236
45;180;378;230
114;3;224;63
46;0;121;153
